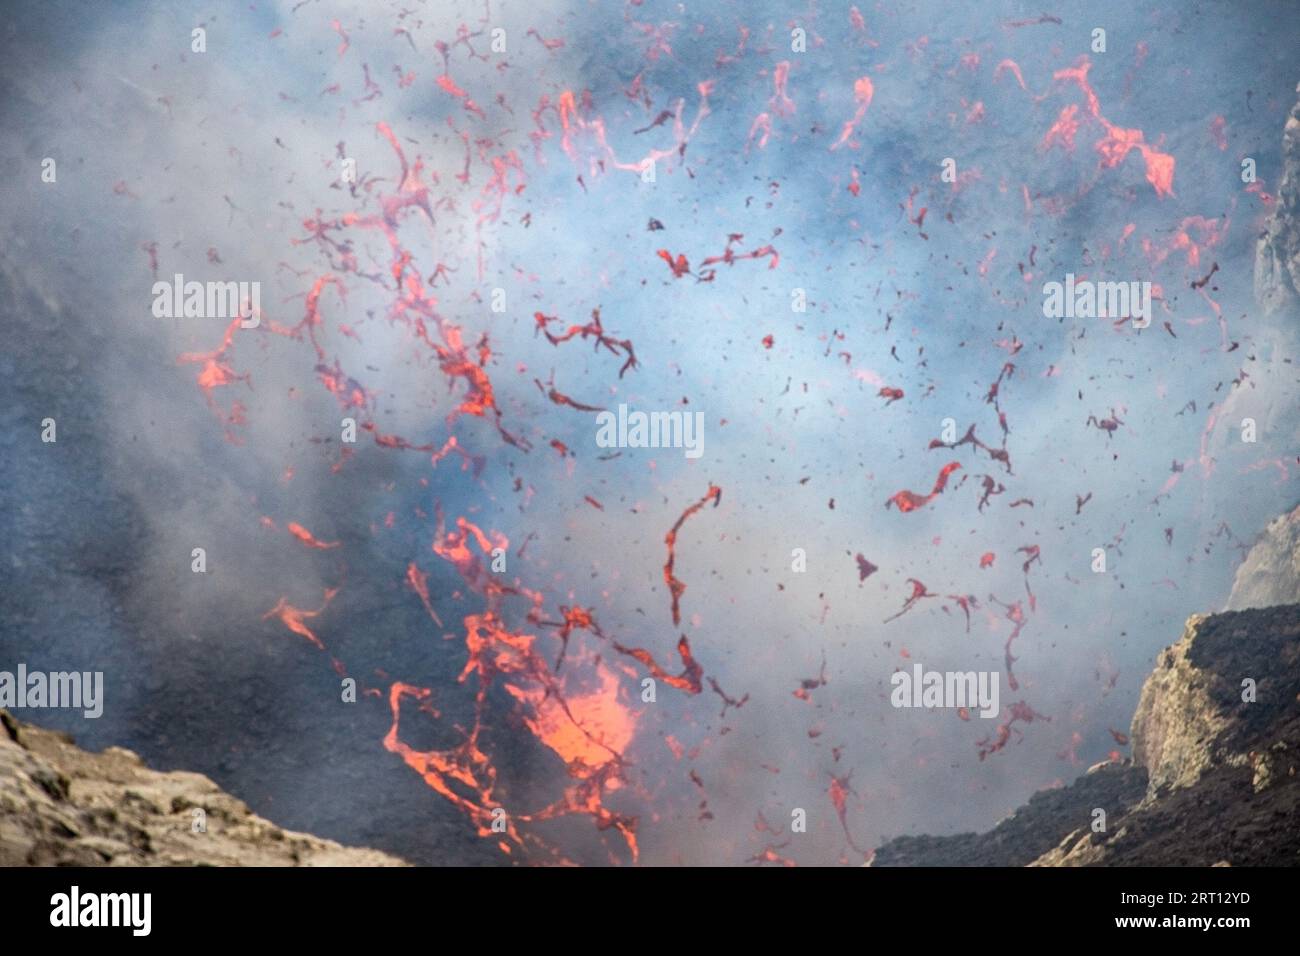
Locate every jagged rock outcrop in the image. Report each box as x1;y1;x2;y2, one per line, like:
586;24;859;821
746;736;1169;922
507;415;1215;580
1129;613;1233;794
870;761;1147;867
872;604;1300;866
1035;604;1300;866
1254;82;1300;314
0;710;408;866
1226;503;1300;610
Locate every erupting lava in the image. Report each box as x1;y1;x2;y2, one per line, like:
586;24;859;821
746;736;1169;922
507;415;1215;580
148;0;1284;867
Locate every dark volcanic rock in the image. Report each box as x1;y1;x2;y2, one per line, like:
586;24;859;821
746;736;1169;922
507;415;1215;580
873;604;1300;867
871;761;1147;867
1046;605;1300;866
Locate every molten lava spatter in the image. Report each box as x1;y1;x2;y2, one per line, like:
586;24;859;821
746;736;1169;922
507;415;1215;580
886;462;962;513
664;484;723;627
154;0;1287;866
